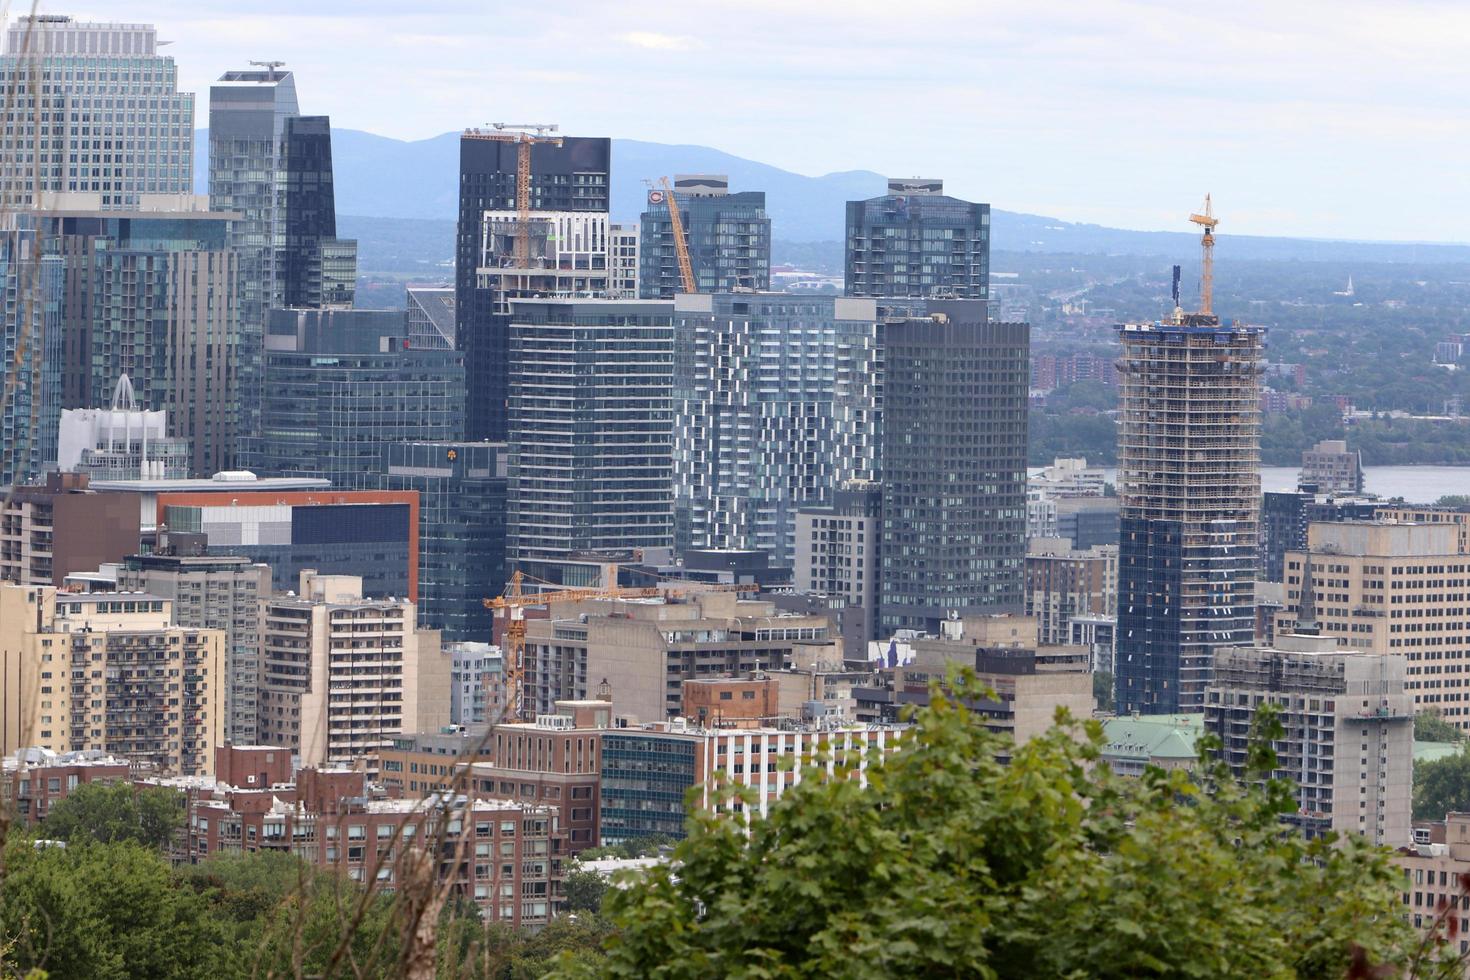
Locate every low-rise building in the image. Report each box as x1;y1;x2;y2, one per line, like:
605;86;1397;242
1394;812;1470;952
1100;713;1201;776
682;674;779;728
1;746;131;823
0;472;140;587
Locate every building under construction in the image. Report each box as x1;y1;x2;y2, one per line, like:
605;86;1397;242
1114;199;1265;715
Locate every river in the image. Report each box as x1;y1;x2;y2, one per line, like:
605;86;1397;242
1087;465;1470;502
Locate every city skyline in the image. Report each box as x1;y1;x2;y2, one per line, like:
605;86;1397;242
43;0;1470;243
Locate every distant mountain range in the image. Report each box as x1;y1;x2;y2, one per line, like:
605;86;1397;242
194;129;1470;265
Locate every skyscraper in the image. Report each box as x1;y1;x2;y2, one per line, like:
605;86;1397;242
0;222;61;485
506;298;673;579
673;292;879;565
454;134;611;442
878;302;1029;634
0;16;194;209
845;179;989;299
1115;315;1264;715
209;66;356;460
247;308;465;488
42;205;240;476
639;175;770;298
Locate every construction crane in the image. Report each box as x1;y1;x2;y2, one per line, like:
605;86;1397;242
1189;194;1218;316
248;59;286;79
461;123;563;267
659;177;698;293
484;570;757;722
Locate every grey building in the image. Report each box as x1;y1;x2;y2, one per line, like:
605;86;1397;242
247;309;465;488
639;175;770;298
1259;488;1380;583
795;483;882;644
1115;317;1264;715
379;441;507;643
455;134;611;442
878;302;1029;634
673;293;880;565
406;287;455;350
845;179;989;299
209;65;356;460
43;206;240;476
506;298;674;575
0;16;194;209
116;533;271;745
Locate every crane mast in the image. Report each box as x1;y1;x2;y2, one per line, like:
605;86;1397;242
660;177;698;293
1189;194;1218;317
461;123;563;268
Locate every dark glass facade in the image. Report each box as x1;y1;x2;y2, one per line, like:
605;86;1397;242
599;731;697;844
638;188;770;298
845;191;989;299
281;115;355;309
379;441;507;643
455;136;611;442
246;309;465;488
878;302;1029;634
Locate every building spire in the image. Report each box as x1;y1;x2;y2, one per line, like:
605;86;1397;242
1296;551;1320;636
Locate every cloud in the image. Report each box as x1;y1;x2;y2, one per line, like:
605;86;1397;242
616;31;701;52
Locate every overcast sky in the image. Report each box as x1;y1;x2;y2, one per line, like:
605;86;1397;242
42;0;1470;241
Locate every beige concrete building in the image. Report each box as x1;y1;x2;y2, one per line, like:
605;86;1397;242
890;614;1094;746
1024;538;1118;645
0;585;224;774
1375;505;1470;554
1277;521;1470;727
1396;813;1470;950
522;591;830;723
1206;631;1412;846
259;571;449;767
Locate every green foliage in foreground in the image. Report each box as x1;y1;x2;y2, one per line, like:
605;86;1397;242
40;781;185;851
1416;742;1470;822
1416;710;1464;745
557;671;1436;979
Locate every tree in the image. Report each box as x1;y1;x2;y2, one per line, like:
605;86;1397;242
1416;743;1470;821
1436;495;1470;509
1092;671;1114;713
563;867;610;914
0;838;230;979
40;780;184;851
557;672;1434;978
1416;711;1464;744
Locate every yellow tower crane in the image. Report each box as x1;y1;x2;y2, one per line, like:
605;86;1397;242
484;571;756;722
461;123;563;268
660;177;698;293
1189;194;1218;316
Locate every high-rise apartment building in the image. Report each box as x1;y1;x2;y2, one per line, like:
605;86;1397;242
246;309;465;488
878;302;1029;634
259;571;449;766
0;585;224;774
673;293;880;565
795;483;882;644
844;179;988;299
1024;539;1119;646
0;16;194;209
209;66;356;459
41;203;241;475
1205;631;1411;846
379;441;507;642
1115;316;1264;714
116;534;270;746
639;175;770;298
1258;486;1379;583
1278;522;1470;727
455;134;610;442
608;223;640;298
506;298;673;577
0;223;61;484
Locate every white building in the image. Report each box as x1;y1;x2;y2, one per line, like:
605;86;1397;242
57;374;189;480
